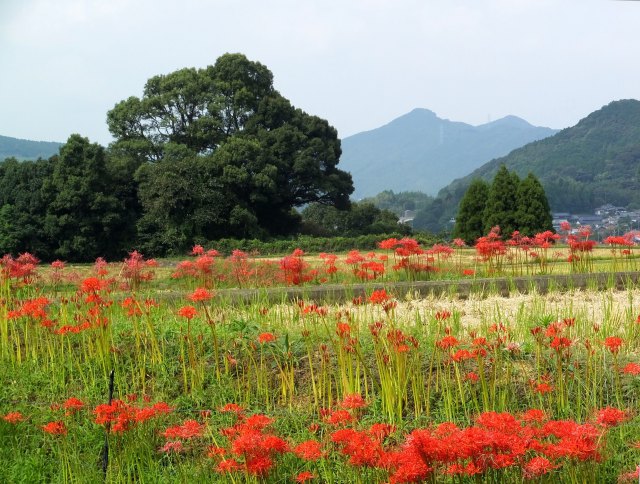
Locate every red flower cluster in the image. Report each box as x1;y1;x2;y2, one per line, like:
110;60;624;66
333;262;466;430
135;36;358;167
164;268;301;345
214;412;289;477
94;400;173;433
162;419;205;439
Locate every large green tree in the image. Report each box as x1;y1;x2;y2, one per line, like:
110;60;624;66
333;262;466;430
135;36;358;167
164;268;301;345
0;157;54;256
43;135;126;261
452;178;490;244
107;53;353;252
483;164;520;236
515;173;553;236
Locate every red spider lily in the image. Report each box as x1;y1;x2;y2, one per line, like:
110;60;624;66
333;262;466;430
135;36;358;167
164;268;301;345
622;362;640;375
7;297;50;322
189;287;213;302
216;458;241;473
159;440;184;453
550;336;572;351
451;349;473;362
243;414;273;430
177;305;197;320
533;382;554;395
280;249;314;285
369;289;391;304
378;238;399;250
295;471;315;482
325;409;354;426
257;332;276;344
369;423;396;441
595;407;628;427
220;403;244;414
2;412;25;424
345;250;365;265
0;253;39;282
436;335;459;350
382;448;433;483
395;238;423;257
435;310;451;321
163;419;205;439
293;440;323;461
42;421;67;436
63;397;85;414
206;445;226;457
603;235;634;247
462;268;475;276
520;409;548;423
603;336;623;354
94;399;172;432
336;322;351;338
618;466;640;483
121;296;140;314
220;415;289;477
523;456;557;478
331;428;383;467
121;250;156;289
339;394;367;410
80;276;109;293
465;372;479;383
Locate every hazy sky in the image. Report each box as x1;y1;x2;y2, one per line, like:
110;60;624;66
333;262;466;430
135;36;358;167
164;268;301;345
1;0;639;145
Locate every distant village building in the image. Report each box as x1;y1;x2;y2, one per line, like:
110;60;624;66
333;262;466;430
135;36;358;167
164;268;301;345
575;214;603;228
595;204;626;216
398;210;415;226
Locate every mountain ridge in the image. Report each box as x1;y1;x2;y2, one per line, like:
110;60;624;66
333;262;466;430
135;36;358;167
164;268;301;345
0;134;62;160
417;99;640;231
340;109;558;199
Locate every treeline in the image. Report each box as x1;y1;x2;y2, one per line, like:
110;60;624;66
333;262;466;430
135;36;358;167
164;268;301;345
0;53;412;262
0;135;406;262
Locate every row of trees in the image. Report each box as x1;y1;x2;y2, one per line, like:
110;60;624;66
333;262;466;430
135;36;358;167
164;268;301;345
0;54;368;261
453;165;553;244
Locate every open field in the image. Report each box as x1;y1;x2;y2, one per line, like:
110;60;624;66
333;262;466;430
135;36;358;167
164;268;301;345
3;245;640;483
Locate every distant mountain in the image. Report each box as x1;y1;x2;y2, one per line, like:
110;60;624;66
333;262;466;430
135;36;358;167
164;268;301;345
340;109;557;199
425;99;640;231
0;135;62;160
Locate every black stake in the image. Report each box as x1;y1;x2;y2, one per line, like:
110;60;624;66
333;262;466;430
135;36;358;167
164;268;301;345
102;369;115;480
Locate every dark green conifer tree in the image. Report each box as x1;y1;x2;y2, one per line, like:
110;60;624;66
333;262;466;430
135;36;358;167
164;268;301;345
483;164;520;236
515;172;553;235
452;178;490;244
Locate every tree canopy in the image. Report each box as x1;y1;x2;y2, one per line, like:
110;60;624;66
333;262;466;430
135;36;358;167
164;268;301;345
452;179;489;244
108;53;354;253
453;167;552;243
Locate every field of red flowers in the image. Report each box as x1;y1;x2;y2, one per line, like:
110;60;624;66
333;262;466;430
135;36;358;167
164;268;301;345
2;228;640;482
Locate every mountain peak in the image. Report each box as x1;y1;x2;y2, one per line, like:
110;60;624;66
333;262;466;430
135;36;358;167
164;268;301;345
340;109;558;199
479;115;535;129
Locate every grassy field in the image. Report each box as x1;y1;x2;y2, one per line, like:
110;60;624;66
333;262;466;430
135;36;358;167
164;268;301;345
2;245;640;482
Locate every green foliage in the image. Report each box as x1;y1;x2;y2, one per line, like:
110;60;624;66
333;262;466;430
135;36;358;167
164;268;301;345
483;165;519;235
516;173;553;236
361;190;434;216
301;201;410;237
454;168;552;241
42;135;126;261
0;157;54;257
452;178;489;244
110;53;353;247
198;232;436;255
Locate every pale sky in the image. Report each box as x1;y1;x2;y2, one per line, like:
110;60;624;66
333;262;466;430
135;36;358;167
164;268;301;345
1;0;639;145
